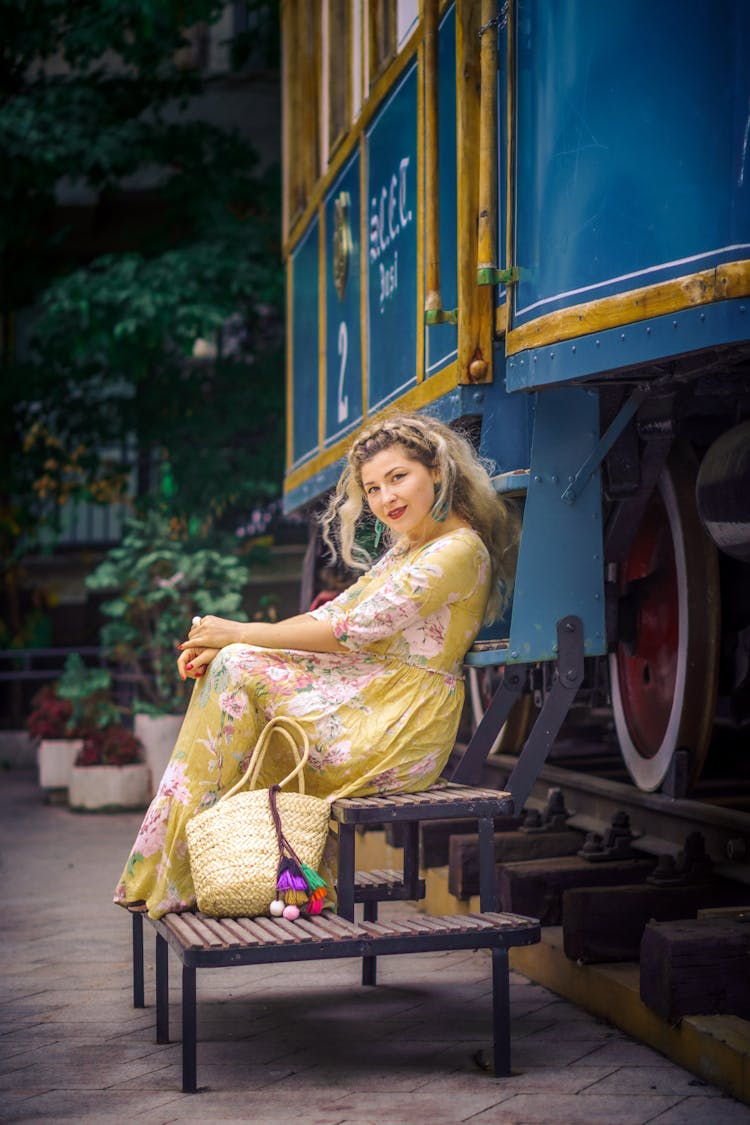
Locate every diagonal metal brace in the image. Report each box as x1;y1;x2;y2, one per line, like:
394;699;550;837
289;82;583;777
452;664;527;786
504;616;585;814
561;388;648;504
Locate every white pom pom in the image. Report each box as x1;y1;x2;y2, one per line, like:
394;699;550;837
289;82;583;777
269;899;285;917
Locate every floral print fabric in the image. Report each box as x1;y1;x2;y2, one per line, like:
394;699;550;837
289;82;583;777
114;527;490;918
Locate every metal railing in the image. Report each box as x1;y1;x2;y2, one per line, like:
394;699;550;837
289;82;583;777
0;647;148;728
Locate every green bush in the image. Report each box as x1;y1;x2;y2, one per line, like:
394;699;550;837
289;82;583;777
87;510;251;715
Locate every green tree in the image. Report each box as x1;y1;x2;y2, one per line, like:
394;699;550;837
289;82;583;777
1;0;284;618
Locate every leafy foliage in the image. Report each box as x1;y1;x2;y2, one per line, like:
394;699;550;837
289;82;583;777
26;651;120;736
27;684;74;739
56;652;121;731
1;0;284;580
76;725;143;767
86;509;252;713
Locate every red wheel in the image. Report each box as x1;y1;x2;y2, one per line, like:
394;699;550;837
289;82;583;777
609;446;720;790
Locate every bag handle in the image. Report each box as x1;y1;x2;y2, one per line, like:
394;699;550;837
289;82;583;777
219;716;310;804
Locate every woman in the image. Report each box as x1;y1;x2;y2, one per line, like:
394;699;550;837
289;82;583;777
115;412;517;918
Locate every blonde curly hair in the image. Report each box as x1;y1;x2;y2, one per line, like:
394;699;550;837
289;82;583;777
321;411;518;624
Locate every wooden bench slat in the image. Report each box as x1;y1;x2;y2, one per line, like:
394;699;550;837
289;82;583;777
182;913;225;947
396;915;455;936
419;912;471;932
270;916;307;942
366;868;404;884
198;917;239;946
220;918;260;945
354;869;403;887
249;916;298;944
236;917;281;943
454;913;496;931
368;917;418;937
288;914;365;942
311;913;367;940
396;915;441;935
164;913;204;948
353;870;383;886
359;919;405;938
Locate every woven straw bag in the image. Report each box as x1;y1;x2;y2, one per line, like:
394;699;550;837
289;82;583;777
186;716;330;918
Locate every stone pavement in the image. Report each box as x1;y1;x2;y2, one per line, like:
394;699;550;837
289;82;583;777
1;768;749;1125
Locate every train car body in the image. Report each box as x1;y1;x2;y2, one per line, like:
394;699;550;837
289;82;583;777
280;0;750;794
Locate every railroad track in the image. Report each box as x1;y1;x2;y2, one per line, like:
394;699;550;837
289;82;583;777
483;737;750;889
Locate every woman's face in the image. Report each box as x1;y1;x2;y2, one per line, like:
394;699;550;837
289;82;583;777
360;443;440;545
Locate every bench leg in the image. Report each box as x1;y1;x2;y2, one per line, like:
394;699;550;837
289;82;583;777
182;964;198;1093
403;821;420;898
362;901;377;986
478;816;497;913
132;913;144;1009
491;948;511;1077
156;933;169;1044
337;823;356;921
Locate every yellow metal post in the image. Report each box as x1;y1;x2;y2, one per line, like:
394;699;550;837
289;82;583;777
456;0;493;383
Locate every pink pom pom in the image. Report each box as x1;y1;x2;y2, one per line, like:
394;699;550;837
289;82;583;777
282;904;300;921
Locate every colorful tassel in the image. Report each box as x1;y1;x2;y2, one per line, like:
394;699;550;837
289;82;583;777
305;887;327;914
300;862;326;892
283;888;309;906
277;869;308;892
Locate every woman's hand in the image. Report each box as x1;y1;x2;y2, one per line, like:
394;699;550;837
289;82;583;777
177;646;220;680
184;615;245;650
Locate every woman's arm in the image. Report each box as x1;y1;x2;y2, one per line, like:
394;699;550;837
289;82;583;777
180;613;346;669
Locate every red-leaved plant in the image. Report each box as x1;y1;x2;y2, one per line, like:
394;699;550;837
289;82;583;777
75;726;143;767
27;686;76;740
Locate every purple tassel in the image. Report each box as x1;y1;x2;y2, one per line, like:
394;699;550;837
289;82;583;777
277;869;308;892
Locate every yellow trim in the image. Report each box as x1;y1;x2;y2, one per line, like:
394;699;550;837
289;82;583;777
285;256;294;467
416;31;425;382
506;260;750;356
284;361;459;493
509;929;750;1107
318;206;327;446
455;0;493;386
283;26;422;259
359;132;368;421
504;0;515;315
495;302;508;338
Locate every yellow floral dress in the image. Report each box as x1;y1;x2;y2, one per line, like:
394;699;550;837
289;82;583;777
115;527;491;918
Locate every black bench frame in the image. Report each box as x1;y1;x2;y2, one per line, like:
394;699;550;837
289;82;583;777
128;616;585;1092
150;908;540;1092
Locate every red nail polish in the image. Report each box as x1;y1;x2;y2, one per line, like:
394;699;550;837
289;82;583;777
186;663;193;670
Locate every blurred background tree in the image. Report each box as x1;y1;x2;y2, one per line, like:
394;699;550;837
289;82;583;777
0;0;284;649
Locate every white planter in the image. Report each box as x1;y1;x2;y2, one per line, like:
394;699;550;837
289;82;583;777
37;739;84;794
68;763;151;812
134;712;184;797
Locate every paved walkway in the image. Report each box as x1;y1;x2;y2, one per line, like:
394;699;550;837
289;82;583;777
1;768;749;1125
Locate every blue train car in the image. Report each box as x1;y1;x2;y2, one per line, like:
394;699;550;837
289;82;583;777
280;0;750;793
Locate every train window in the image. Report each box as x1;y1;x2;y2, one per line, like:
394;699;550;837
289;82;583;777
368;0;397;81
351;0;363;119
396;0;418;47
282;0;322;226
328;0;351;155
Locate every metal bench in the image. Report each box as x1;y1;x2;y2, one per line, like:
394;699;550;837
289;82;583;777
148;906;540;1093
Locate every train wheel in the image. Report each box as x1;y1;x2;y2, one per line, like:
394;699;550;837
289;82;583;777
467;667;534;755
609;446;720;791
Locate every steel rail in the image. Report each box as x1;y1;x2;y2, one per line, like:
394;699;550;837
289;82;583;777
486;751;750;887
